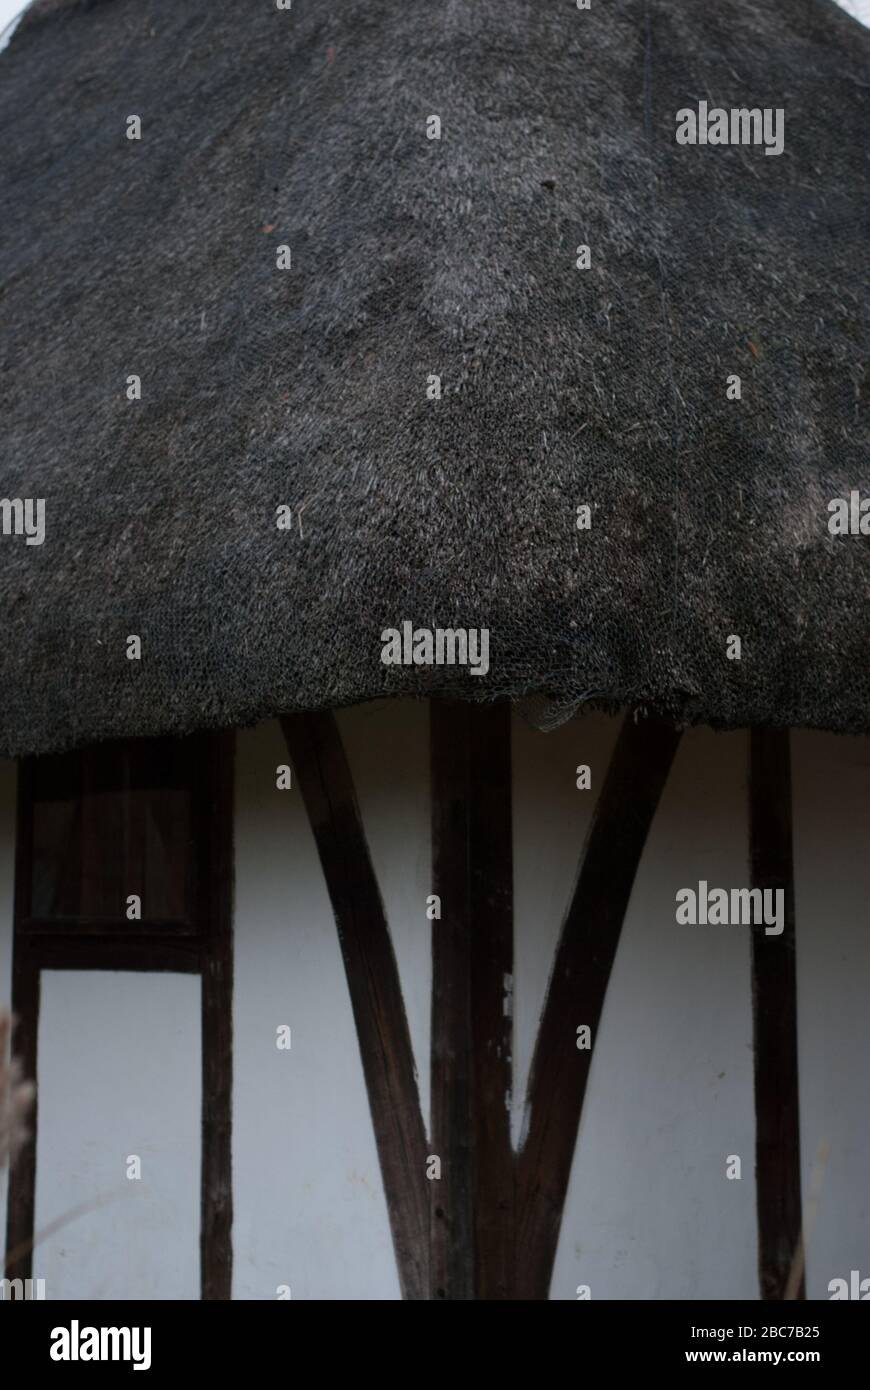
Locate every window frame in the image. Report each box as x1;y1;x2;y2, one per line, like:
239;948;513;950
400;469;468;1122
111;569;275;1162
4;729;234;1299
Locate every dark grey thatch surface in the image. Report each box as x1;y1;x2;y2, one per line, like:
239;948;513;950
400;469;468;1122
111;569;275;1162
1;0;868;755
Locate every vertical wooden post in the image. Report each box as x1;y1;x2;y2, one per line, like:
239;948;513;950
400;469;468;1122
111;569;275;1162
200;731;235;1300
429;701;515;1299
430;702;474;1299
468;703;515;1298
750;727;804;1300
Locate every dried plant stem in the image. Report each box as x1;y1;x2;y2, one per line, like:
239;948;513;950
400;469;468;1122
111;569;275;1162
0;1010;36;1172
784;1139;831;1301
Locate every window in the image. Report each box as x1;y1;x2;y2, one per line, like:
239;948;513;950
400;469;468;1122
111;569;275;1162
5;731;234;1298
24;738;198;930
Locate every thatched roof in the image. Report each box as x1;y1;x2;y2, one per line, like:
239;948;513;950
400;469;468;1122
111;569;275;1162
0;0;868;756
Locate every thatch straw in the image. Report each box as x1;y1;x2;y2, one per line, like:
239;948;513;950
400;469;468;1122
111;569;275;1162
0;0;867;753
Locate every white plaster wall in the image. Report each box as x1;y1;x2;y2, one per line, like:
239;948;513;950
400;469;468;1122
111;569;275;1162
792;731;870;1300
33;970;201;1298
232;718;400;1300
0;758;16;1268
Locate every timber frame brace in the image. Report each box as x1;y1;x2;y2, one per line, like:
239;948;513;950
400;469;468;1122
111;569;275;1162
282;703;686;1300
3;710;801;1301
282;704;803;1301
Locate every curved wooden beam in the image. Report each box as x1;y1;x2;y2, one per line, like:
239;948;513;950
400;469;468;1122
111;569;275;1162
280;711;429;1300
516;712;682;1299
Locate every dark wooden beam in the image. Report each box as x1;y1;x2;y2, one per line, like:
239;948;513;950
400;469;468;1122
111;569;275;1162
281;711;429;1300
18;919;198;937
429;701;515;1300
200;731;235;1301
750;727;804;1301
430;701;474;1300
11;936;201;972
516;712;681;1299
468;702;515;1299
